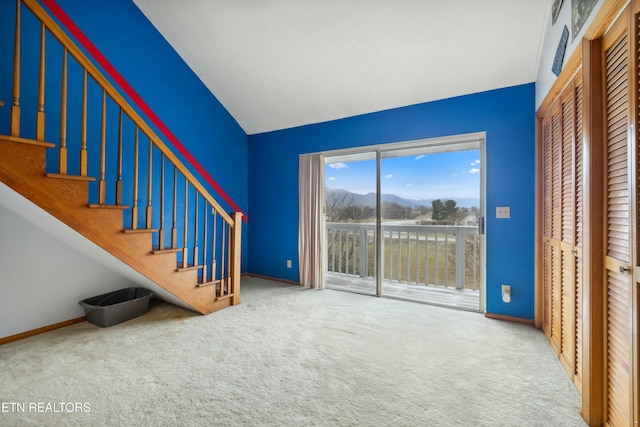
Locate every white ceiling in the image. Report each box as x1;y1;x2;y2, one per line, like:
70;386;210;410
132;0;551;135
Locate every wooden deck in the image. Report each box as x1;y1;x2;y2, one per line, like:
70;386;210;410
326;272;480;312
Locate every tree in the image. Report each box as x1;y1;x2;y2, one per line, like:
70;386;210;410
431;199;445;221
444;199;459;221
381;202;405;219
326;192;354;222
431;199;459;223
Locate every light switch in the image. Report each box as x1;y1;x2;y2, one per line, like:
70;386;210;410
496;206;510;219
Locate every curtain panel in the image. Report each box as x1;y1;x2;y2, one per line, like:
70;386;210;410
298;154;326;289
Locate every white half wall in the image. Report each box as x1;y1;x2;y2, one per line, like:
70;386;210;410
536;0;605;109
0;182;193;339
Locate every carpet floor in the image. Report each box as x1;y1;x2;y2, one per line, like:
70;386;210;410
0;277;585;426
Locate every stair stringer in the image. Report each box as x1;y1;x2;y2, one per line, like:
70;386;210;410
0;135;230;315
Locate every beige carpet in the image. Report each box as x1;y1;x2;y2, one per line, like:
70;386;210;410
0;277;585;426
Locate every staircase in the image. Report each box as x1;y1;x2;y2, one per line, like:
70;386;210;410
0;0;242;315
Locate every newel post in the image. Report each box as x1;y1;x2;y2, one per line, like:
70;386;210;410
231;212;243;305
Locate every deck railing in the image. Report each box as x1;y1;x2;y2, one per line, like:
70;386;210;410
3;0;241;301
327;222;480;290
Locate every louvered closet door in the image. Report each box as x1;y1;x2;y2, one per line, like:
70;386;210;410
632;4;640;425
559;85;576;378
552;103;563;353
543;102;564;353
572;75;584;391
542;112;553;340
540;76;584;393
556;75;585;390
602;21;634;427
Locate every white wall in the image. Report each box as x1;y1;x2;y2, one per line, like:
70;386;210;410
536;0;605;109
0;183;192;339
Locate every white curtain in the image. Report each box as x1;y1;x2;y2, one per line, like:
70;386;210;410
298;154;326;289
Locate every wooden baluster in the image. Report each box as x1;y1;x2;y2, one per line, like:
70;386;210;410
36;22;45;141
202;202;209;283
231;212;242;305
220;222;226;297
80;69;87;176
11;0;21;136
115;108;123;205
98;90;106;205
182;181;189;268
131;127;139;229
212;211;217;285
157;154;165;248
227;221;232;295
193;193;199;269
145;140;153;228
171;167;177;248
59;47;67;174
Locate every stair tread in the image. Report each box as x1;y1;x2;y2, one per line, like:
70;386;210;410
0;134;55;148
122;228;158;234
197;279;221;288
215;293;234;301
151;247;181;254
46;173;96;182
88;204;130;209
176;264;204;272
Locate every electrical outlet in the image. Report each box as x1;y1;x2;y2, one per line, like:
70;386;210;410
496;206;510;219
286;259;292;269
501;284;511;303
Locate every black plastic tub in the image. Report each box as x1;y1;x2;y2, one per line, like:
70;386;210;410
79;287;153;327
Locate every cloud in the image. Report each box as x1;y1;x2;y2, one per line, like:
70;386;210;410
415;155;425;160
385;174;393;179
470;160;480;166
405;183;412;187
469;168;480;174
329;162;348;169
328;177;336;181
452;173;458;177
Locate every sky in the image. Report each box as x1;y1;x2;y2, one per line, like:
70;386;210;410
325;149;480;201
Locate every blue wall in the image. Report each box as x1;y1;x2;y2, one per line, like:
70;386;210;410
0;1;536;317
0;0;249;270
248;83;536;319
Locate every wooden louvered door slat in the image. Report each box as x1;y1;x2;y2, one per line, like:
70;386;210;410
602;22;634;427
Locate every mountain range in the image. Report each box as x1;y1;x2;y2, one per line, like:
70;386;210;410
326;188;479;208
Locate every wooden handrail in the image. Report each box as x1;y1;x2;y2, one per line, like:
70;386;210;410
19;0;233;225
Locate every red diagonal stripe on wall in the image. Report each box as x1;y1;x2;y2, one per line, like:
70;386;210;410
40;0;248;222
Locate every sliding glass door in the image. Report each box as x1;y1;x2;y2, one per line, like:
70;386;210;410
379;149;481;310
325;158;377;295
324;134;484;312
